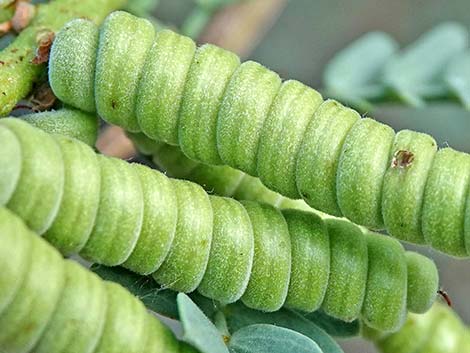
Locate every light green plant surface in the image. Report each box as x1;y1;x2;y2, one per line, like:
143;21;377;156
0;0;127;116
49;11;470;258
365;303;470;353
0;118;439;333
0;207;195;353
19;107;99;145
323;23;470;111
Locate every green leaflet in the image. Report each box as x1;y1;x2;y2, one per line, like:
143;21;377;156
383;22;468;106
323;31;398;107
178;293;230;353
228;324;323;353
0;119;439;331
48;11;470;257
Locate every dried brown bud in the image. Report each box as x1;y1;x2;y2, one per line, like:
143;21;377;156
31;30;54;64
391;150;415;169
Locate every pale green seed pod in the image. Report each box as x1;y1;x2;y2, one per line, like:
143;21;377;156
405;252;438;313
80;156;144;265
282;209;330;312
179;44;240;165
0;126;21;205
95;11;155;132
0;212;65;353
422;148;470;257
362;233;407;332
0;208;188;353
153;179;213;293
374;303;469;353
217;61;282;176
49;19;99;112
382;130;437;244
257;80;323;199
336;118;395;229
48;12;470;258
0;120;439;330
296;99;360;216
198;196;254;304
321;219;368;322
20;108;99;146
241;201;291;312
123;163;178;275
136;29;196;143
0;119;64;234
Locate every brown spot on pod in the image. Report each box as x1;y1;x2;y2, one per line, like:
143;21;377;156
391;150;415;169
31;31;55;65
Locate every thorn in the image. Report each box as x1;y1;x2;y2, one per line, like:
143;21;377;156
437;288;452;307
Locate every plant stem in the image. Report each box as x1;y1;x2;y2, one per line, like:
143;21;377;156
0;0;127;116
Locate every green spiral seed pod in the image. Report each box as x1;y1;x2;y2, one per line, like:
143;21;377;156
0;119;439;331
48;11;470;257
19;108;99;146
368;303;470;353
0;207;195;353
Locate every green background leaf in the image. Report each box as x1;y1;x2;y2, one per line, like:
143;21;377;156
177;293;230;353
228;324;323;353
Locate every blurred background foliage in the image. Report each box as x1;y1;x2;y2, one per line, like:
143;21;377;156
153;1;470;352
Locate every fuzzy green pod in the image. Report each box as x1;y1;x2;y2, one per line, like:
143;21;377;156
422;148;470;257
296;100;360;216
217;61;282;175
0;126;21;205
179;44;241;165
282;209;330;312
95;11;155;132
241;201;292;312
362;233;407;332
256;80;323;199
0;214;65;353
123;163;178;275
34;260;107;353
20;108;99;146
198;196;254;303
336;118;395;229
0;208;189;353
0;208;31;314
153;179;213;292
382;130;437;244
80;156;144;265
43;135;101;256
0;120;439;329
374;303;469;353
0;119;64;234
48;19;100;113
321;218;368;322
48;12;470;258
405;252;438;313
136;29;196;144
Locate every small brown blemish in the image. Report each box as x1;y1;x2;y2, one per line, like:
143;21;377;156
391;150;414;169
222;335;230;344
11;48;18;53
111;100;117;109
0;61;4;65
31;31;55;65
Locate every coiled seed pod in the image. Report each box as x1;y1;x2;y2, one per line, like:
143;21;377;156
0;207;192;353
48;11;470;257
0;119;438;331
367;303;470;353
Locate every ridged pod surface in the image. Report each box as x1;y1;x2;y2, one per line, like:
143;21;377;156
0;207;195;353
48;11;470;257
0;119;438;332
368;303;470;353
